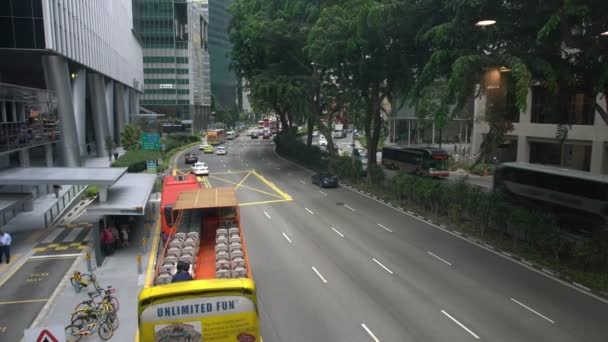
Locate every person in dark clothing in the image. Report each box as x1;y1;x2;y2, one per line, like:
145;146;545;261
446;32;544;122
172;261;193;282
52;184;62;198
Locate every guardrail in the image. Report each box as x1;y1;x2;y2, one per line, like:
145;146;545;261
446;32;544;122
43;184;87;228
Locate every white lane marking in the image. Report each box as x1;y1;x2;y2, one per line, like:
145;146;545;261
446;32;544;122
305;208;314;215
264;211;271;220
372;258;394;275
361;323;380;342
331;226;344;238
282;232;293;244
344;204;356;212
319;191;328;196
441;310;480;339
299;179;306;184
376;223;393;233
30;253;82;259
312;266;328;283
427;251;452;266
510;298;555;323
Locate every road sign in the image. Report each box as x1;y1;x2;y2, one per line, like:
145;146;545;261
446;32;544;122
85;253;91;261
141;133;161;150
147;160;157;174
137;255;142;264
23;326;65;342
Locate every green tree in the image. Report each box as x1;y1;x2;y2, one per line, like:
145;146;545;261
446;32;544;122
121;124;141;151
104;136;115;162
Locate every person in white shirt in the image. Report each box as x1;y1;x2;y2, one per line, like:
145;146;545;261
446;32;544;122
0;230;11;263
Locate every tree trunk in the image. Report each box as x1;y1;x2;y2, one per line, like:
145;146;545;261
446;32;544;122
306;118;314;147
278;112;289;133
287;111;294;129
368;82;381;166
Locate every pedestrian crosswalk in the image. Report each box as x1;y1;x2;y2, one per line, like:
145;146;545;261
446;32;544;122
32;226;92;256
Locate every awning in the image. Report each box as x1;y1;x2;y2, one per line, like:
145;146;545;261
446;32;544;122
174;188;238;210
85;174;156;215
0;167;127;186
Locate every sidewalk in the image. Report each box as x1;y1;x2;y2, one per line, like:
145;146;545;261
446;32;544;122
30;206;161;341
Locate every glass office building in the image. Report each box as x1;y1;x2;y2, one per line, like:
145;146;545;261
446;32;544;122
136;0;211;133
208;0;237;111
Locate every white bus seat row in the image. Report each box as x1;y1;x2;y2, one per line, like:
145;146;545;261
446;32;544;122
229;235;241;244
232;266;247;278
155;272;172;285
228;227;239;235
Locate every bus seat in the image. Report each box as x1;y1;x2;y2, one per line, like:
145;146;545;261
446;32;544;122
175;232;187;240
229;236;241;244
179;254;194;264
169;239;183;249
216;250;229;260
184;239;197;249
167;247;181;257
231;257;245;268
215;244;228;254
216;259;229;270
229;242;242;251
182;245;197;256
161;263;175;274
187;232;199;240
164;255;178;264
229;227;240;235
155;273;172;285
216;228;228;236
216;236;228;244
230;250;243;259
215;269;230;278
232;267;247;278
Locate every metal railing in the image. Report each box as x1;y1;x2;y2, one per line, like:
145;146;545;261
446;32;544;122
43;184;87;228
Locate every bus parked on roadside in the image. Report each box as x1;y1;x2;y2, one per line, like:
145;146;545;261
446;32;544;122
381;146;450;177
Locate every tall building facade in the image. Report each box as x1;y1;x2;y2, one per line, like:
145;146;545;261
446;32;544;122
208;0;237;111
0;0;143;169
135;0;211;134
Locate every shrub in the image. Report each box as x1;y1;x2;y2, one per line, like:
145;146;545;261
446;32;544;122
367;164;385;186
112;150;161;173
85;185;99;199
329;156;362;182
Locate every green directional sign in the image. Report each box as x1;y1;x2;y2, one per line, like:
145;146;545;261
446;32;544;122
141;133;160;150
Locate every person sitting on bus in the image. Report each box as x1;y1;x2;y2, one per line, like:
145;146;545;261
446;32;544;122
172;261;193;282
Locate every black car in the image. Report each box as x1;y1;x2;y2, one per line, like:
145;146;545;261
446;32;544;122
184;152;198;164
311;172;339;188
251;133;259;139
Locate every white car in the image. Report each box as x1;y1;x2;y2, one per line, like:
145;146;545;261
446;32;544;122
319;136;328;146
191;162;209;175
199;142;209;150
216;146;227;155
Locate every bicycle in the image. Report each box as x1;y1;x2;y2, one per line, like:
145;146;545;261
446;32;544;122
65;310;114;341
74;286;119;313
70;271;101;293
71;300;119;332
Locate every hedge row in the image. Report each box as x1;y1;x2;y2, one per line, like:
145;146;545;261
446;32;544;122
387;172;608;278
111;150;161;173
162;133;200;152
274;128;329;171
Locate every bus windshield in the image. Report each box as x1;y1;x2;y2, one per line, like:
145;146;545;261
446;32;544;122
424;157;448;171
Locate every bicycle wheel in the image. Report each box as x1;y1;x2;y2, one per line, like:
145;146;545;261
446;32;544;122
70;278;82;291
110;296;119;312
105;313;119;330
65;324;83;342
98;321;114;340
74;301;92;312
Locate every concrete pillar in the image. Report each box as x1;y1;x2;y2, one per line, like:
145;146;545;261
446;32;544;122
1;101;6;122
98;185;108;202
105;79;115;141
10;102;16;122
45;143;54;167
123;87;130;125
128;88;138;123
71;68;87;157
19;149;30;167
516;135;529;162
41;55;81;167
88;73;111;158
114;83;126;144
590;140;606;175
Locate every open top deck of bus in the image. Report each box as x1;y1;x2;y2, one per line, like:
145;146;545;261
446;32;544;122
154;187;252;286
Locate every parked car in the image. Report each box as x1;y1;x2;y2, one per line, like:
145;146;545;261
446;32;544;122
311;172;339;188
203;145;214;154
319;136;328;146
251;131;259;139
216;146;227;155
184;152;198;164
191;162;209;175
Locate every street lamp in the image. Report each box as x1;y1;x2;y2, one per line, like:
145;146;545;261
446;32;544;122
475;20;496;27
601;31;608;36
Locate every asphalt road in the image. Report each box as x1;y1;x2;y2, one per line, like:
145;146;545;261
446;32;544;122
177;135;608;342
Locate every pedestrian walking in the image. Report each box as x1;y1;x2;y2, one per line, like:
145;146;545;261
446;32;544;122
0;230;12;263
52;184;62;199
120;226;129;247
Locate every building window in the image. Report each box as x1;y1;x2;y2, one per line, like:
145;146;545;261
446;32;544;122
531;86;595;125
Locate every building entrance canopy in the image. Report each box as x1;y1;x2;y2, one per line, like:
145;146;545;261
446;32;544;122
0;167;127;186
85;174;157;216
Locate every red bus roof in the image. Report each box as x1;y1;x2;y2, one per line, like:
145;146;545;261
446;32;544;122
161;174;200;207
